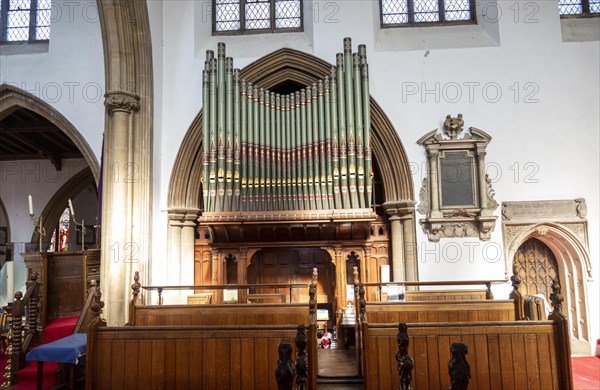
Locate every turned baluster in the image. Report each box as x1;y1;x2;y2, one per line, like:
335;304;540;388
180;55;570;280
27;272;40;336
11;292;23;358
1;307;14;387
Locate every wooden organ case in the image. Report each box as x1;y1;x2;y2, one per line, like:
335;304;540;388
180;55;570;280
193;39;391;338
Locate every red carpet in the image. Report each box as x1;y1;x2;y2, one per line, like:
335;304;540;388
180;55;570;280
573;356;600;390
0;316;78;390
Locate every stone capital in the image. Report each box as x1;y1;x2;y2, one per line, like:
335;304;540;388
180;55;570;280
104;91;141;114
383;201;416;218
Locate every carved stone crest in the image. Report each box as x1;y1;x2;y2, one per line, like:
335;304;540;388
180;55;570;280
443;114;464;139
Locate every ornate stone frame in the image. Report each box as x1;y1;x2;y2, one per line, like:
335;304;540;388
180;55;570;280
502;199;592;354
417;115;498;242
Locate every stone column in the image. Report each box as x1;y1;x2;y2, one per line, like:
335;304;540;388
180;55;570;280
428;148;442;218
167;212;183;287
181;212;199;286
101;91;140;326
383;201;417;283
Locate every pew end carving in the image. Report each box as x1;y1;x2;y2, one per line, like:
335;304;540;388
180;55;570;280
447;342;470;390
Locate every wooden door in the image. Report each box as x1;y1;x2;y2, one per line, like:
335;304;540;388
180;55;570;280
513;238;559;298
247;247;334;305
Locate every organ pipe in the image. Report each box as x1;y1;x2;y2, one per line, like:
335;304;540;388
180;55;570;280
201;39;372;214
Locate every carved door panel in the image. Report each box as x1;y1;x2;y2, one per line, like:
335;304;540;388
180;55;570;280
513;238;559;298
248;248;334;303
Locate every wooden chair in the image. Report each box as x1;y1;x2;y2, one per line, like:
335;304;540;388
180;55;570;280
187;293;212;305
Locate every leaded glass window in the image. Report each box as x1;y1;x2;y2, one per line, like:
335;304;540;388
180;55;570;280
0;0;51;43
559;0;600;17
214;0;302;34
380;0;475;26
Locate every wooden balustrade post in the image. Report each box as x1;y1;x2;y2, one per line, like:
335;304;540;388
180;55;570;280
26;272;40;345
295;325;308;390
275;343;294;390
1;306;14;387
396;323;413;390
548;278;574;390
447;342;471;390
508;275;524;320
128;271;141;325
11;291;23;373
485;282;493;300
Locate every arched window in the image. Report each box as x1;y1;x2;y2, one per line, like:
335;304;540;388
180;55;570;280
0;0;51;42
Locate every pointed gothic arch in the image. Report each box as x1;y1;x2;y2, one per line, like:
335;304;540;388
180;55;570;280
167;47;414;210
166;47;418;287
506;222;592;354
0;84;100;183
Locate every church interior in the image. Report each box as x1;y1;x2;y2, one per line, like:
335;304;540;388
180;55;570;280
0;0;599;388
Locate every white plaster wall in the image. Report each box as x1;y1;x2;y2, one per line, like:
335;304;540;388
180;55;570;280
0;158;88;305
0;0;105;161
153;0;599;349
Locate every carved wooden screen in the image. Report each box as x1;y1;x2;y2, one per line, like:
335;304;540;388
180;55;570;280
513;238;559;297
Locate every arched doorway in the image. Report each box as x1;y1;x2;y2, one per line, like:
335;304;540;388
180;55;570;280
507;222;592;354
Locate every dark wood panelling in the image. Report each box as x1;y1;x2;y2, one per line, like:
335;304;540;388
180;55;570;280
363;322;561;390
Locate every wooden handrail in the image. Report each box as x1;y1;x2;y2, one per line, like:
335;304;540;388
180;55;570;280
362;279;508;287
142;282;309;305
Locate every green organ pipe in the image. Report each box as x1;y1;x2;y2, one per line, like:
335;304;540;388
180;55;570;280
201;39;372;214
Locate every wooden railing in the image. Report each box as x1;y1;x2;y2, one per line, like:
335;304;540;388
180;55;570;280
362;279;508;301
140;281;308;305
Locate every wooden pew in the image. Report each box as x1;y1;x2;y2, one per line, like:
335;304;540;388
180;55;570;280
131;302;310;326
365;300;517;323
404;289;487;301
362;320;571;390
87;324;314;390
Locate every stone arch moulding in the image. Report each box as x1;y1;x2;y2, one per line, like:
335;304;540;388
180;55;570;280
506;221;592;354
167;46;418;285
30;168;96;249
0;84;100;183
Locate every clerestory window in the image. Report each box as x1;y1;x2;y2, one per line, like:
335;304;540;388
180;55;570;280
380;0;475;27
559;0;600;17
0;0;50;43
213;0;302;35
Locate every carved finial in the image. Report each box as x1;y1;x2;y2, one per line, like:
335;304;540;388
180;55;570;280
275;343;294;390
447;342;471;390
575;198;587;219
295;325;308;390
510;275;521;292
14;291;22;301
312;267;318;285
397;323;414;390
443;114;464;139
358;284;366;323
132;271;141;297
550;278;564;314
353;266;359;286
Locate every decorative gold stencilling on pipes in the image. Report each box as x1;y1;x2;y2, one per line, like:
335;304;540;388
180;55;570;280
201;39;372;214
